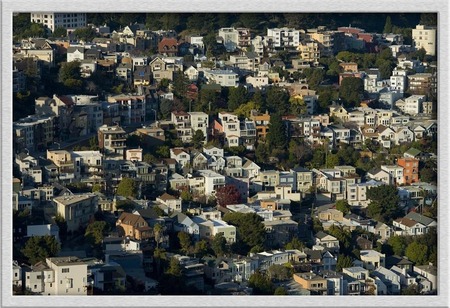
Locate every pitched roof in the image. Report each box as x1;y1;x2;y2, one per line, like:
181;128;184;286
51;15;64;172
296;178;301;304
404;212;435;226
404;147;422;157
117;212;146;227
158;192;177;201
394;217;421;228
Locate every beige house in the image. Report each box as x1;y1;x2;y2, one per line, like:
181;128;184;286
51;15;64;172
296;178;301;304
359;250;386;270
318;208;344;222
25;257;88;295
53;194;98;232
293;272;327;294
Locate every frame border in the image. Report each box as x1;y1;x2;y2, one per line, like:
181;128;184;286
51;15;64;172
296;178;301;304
2;1;449;307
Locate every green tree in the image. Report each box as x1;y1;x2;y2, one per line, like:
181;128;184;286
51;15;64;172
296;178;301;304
91;183;102;193
336;255;353;271
266;113;287;150
383;16;393;33
85;221;109;245
72;27;96;41
116;177;137;198
387;235;409;256
54;214;68;242
172;72;190;99
265;86;289;114
211;233;227;257
194;239;209;257
274;286;288;295
21;236;60;265
116;199;136;213
405;242;428;265
153;223;164;249
328;225;352;253
335;200;351;215
52;27;67;38
191;129;205;149
227;85;248;111
166;257;182;276
255;143;268;164
143;153;157;164
248;271;274;295
234;101;261;118
59;61;81;83
177;231;192;254
285;237;305;250
223;212;266;255
268;264;292;281
366;185;401;223
339;77;364;107
155;145;170;158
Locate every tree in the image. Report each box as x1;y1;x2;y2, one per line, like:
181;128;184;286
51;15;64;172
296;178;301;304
268;264;292;281
387;235;409;256
215;185;241;207
328;225;352;253
172;72;190;99
405;242;428;265
194;240;209;257
288;139;313;167
153;223;164;249
383;16;393;33
116;177;137;198
285;237;305;250
115;199;136;213
274;286;288;295
265;86;289;114
72;27;96;41
335;200;351;215
266;113;287;150
22;236;60;265
289;96;307;115
52;27;67;38
255;143;269;164
339;77;364;107
191;130;205;149
248;271;274;295
54;214;68;242
91;183;102;193
59;61;81;83
177;231;192;254
85;221;109;245
166;257;182;277
234;101;261;118
336;255;353;271
227;85;248;111
223;212;266;255
143;153;157;164
366;185;402;223
211;233;227;257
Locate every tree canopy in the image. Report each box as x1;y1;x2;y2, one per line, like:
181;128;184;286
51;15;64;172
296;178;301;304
366;185;401;223
22;235;60;265
223;212;266;255
215;185;241;207
116;177;137;198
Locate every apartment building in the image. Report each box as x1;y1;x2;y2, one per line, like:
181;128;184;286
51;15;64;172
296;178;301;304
412;24;436;56
107;94;146;125
30;13;87;32
346;180;383;208
98;125;127;156
397;157;419;185
297;41;320;65
267;28;301;48
218;27;251;52
203;69;239;87
189;112;209;144
53;194;98;232
46;149;75;182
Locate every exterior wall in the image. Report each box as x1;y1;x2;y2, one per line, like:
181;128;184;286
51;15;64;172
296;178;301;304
31;13;87;32
54;194;98;232
412;25;436;56
46;257;88;295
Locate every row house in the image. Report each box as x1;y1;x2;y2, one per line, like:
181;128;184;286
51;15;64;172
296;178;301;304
380;165;404;186
249;110;270;141
107;94;146;125
407;73;436;97
218;27;251;52
14;115;56;152
203;69;239;87
98;125;127;156
46;150;75;183
395;95;426;115
313;167;360;200
229;53;259;72
267;27;301;49
297;40;320;66
346;180;384;208
170;111;209;144
397;157;419;184
15;153;42;186
192;216;237;243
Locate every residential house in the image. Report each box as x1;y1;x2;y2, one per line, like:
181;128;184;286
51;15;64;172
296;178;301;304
197;170;226;196
107;94;146;125
314;231;339;252
171;111;192;143
293;272;328;295
156;193;182;213
414;264;437;293
381;165;404;185
25;256;88;295
170;148;191;170
203;70;239;87
158;38;178;56
372;266;401;294
116;212;152;240
397;157;419;185
393;217;427;236
359;250;385;270
53;194;98;232
346;180;383;208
